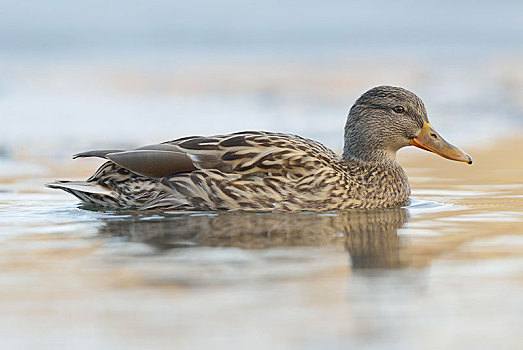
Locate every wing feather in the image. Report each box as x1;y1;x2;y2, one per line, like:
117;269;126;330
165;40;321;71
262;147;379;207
165;131;340;177
72;131;340;179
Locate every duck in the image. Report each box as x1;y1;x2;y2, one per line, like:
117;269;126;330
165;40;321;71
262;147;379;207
48;86;472;211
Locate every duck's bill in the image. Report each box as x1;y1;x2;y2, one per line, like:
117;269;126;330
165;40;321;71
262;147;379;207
410;121;472;164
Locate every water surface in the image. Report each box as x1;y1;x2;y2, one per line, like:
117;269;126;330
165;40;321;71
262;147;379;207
0;138;522;349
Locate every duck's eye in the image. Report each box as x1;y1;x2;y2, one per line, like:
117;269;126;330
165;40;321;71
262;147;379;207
393;106;405;113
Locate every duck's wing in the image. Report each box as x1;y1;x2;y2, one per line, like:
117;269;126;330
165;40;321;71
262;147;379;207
74;131;340;178
73;144;196;177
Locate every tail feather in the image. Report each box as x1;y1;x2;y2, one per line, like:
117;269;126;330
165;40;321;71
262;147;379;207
72;149;124;159
47;181;113;195
47;160;172;209
47;181;118;207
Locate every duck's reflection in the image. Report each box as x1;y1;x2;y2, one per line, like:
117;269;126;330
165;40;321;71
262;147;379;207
97;207;410;269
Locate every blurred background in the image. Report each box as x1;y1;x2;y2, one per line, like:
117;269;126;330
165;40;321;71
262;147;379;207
1;2;523;349
1;0;522;160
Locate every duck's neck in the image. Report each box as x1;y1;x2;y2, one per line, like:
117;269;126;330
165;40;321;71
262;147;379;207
341;116;403;165
342;140;397;165
342;146;411;207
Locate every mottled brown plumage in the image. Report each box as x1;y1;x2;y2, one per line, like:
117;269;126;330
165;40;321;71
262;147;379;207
48;86;471;211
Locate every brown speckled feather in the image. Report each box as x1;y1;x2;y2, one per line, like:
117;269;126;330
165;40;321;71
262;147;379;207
48;131;410;211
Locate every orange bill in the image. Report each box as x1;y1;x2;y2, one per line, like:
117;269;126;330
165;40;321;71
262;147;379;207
410;121;472;164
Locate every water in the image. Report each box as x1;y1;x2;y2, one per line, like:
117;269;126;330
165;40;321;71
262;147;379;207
1;57;523;347
1;141;522;348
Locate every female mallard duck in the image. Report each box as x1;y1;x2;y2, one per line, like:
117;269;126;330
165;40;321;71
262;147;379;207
49;86;472;211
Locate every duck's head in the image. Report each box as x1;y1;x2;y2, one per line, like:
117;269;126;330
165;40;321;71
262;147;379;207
343;86;472;165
